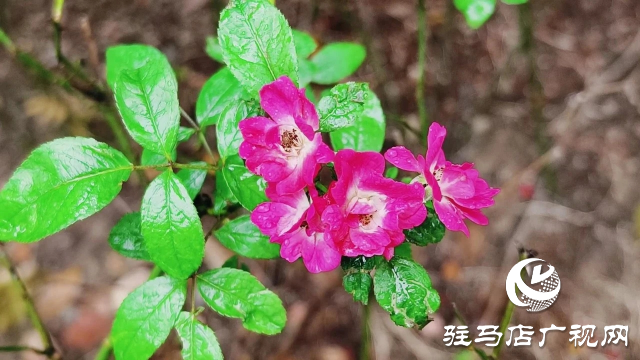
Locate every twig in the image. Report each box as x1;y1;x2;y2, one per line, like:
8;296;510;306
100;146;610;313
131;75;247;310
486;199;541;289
80;17;102;80
0;245;62;360
0;345;49;355
416;0;429;143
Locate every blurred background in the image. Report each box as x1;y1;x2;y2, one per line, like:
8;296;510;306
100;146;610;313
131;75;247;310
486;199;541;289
1;0;640;359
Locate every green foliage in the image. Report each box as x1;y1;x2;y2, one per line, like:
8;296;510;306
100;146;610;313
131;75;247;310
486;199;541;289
374;257;441;329
341;256;379;305
213;172;237;215
384;166;399;179
196;68;246;128
108;212;150;261
218;0;298;96
330;89;385;151
216;100;261;160
176;162;208;200
141;170;204;279
205;36;224;63
292;29;317;58
454;0;496;29
215;215;280;259
106;44;166;89
317;82;369;132
221;155;268;211
112;276;186;360
404;201;446;246
175;312;224;360
197;268;287;335
311;42;366;84
0;138;132;243
113;55;180;159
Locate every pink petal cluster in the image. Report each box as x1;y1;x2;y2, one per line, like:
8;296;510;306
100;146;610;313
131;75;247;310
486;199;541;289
385;123;500;236
242;77;427;272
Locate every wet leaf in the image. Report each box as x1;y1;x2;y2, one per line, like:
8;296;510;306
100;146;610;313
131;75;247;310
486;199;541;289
106;44;166;90
217;100;260;160
317;82;369;132
404;201;445;246
340;256;380;305
196;68;246;128
330;89;385;151
221;155;267;211
176;162;208;200
175;312;223;360
215;215;280;259
311;42;366;84
108;212;150;261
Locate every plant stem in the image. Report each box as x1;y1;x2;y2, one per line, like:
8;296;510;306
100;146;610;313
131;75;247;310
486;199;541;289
198;131;217;163
492;249;528;359
190;276;197;314
94;265;163;360
452;304;490;360
0;345;49;355
359;296;372;360
416;0;429;144
0;245;61;359
132;162;216;172
180;107;200;131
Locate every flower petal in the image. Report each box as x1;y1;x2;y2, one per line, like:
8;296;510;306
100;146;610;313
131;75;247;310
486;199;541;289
301;233;341;273
433;198;469;236
384;146;421;173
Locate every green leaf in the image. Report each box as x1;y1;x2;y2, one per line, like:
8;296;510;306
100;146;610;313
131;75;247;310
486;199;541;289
196;68;246;128
384;166;399;179
105;44;165;90
175;312;223;360
141;148;176;166
177;126;197;142
394;242;413;259
213;172;237;215
0;138;132;243
373;257;441;329
311;42;366;84
108;212;150;261
141;170;205;279
501;0;527;4
215;215;280;259
217;100;261;160
197;268;286;335
176;162;208;200
221;155;267;211
317;82;369;132
454;0;496;29
114;57;180;158
218;0;298;96
330;89;385;151
222;255;250;272
404;201;445;246
112;276;186;360
298;58;317;88
205;36;224;63
340;256;379;305
292;29;317;58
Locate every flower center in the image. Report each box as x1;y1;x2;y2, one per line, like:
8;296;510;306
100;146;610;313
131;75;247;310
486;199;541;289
359;214;374;226
281;129;303;154
433;167;443;181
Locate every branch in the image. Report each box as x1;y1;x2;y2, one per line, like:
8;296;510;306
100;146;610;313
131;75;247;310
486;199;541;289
416;0;429;144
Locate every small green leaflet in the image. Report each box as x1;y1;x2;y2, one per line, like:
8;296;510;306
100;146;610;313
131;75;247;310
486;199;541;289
175;312;223;360
404;201;445;246
373;257;441;329
292;29;317;58
501;0;527;4
298;58;317;88
176;162;208;200
177;126;197;142
217;100;260;160
114;56;180;158
330;89;385;152
341;256;379;305
311;42;366;84
0;137;132;243
221;155;267;211
141;170;205;279
218;0;298;96
213;172;237;215
205;36;224;63
384;166;399;179
112;276;186;360
215;215;280;259
108;212;150;261
105;44;166;90
140;127;193;166
196;68;246;128
317;82;369;132
222;255;250;272
454;0;496;29
197;268;286;335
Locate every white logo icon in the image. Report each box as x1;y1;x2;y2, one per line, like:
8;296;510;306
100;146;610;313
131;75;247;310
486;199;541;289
506;258;561;312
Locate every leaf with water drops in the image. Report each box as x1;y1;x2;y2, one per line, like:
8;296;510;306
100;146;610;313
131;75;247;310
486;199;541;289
108;212;150;261
174;312;223;360
196;68;246;129
221;155;267;211
330;88;385;151
317;82;369;133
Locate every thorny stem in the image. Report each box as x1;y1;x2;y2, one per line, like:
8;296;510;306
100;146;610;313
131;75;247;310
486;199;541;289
94;265;163;360
0;245;62;360
492;249;529;359
416;0;429;144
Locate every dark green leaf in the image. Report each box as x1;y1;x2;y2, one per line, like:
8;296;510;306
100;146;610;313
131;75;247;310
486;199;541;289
340;256;379;305
292;29;317;58
108;212;149;261
112;276;186;360
175;312;223;360
218;0;298;96
330;89;385;151
114;57;180;158
394;242;413;259
141;170;205;279
176;162;208;200
317;82;369;132
217;100;261;160
205;36;224;63
106;44;165;90
311;42;366;84
404;201;445;246
0;138;132;243
221;155;267;211
373;257;441;329
215;215;280;259
454;0;496;29
197;268;286;335
196;68;246;128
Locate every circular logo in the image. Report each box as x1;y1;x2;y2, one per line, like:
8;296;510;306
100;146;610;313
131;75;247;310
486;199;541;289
506;258;561;312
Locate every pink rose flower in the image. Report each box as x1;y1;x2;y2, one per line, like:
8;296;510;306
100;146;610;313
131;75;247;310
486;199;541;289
384;122;500;236
322;149;427;260
239;76;334;195
251;187;341;273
